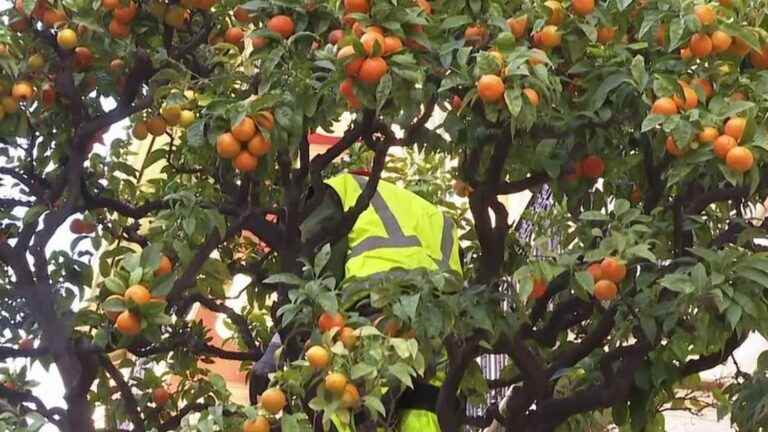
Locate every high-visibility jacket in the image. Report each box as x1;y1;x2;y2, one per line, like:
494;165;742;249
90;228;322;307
325;174;462;280
326;174;458;432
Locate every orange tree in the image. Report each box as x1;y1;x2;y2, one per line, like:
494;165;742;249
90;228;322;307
2;0;768;430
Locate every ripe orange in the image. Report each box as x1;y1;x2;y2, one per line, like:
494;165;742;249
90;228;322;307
689;33;712;58
305;346;330;369
581;155;605;178
357;57;388;84
698;126;719;144
216;132;241;159
113;2;137;24
339;78;361;109
540;25;561;48
630;185;642;204
108;19;131;39
339;327;358;349
651;97;678;116
340;383;360;408
544;0;565;25
719;0;732;6
360;31;385;56
572;0;595;16
224;27;244;45
267;15;295;39
11;81;35;101
665;136;685;158
152;387;170;407
450;95;463;111
343;0;368;13
251;36;268;50
2;96;19;114
725;146;754;173
243;417;270;432
337;45;364;77
18;338;34;350
529;279;547;300
711;30;732;53
155;255;173;277
724;117;746;142
728;37;751;57
42;8;67;27
383;318;401;336
246;134;271;156
680;47;693;61
464;24;488;46
115;311;141;336
673;85;698;111
597;26;616;45
260;388;287;414
164;6;188;29
522;88;540;106
102;0;118;10
404;0;427;13
328;29;343;46
507;15;528;39
57;28;78;50
74;47;93;69
594;280;618;301
255;111;275;131
125;284;151;305
233;151;259;172
382;36;403;56
318;311;345;332
730;92;746;101
750;47;768;69
476;74;504;103
41;83;56;108
146;115;166;136
132;121;149;140
587;263;603;281
324;372;348;394
232;116;256;142
693;4;716;26
713;134;736;159
600;257;626;283
233;6;251;23
690;78;714;99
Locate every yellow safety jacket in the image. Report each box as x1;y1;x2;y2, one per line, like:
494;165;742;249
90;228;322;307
325;174;458;432
325;174;462;279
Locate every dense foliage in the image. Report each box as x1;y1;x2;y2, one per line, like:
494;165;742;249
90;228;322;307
1;0;768;430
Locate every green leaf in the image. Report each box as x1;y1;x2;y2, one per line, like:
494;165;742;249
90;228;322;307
388;363;414;388
659;273;695;294
639;315;657;342
375;74;392;114
357;326;381;337
390;338;412;359
101;295;125;312
363;396;386;418
440;15;473;30
587;73;632;111
140;244;163;271
351;363;376;380
317;292;338;312
104;277;126;294
580;211;610;221
575;270;595;293
641;114;665;132
504;88;523;117
314;244;332;276
186;120;206;147
691;263;708;290
128;268;143;286
281;414;301;432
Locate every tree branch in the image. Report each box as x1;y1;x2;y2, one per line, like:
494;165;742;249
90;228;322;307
99;355;145;432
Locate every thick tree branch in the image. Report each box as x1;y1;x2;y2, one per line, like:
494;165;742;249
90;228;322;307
99;355;145;432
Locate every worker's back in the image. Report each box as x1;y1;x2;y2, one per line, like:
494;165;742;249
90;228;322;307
325;173;461;280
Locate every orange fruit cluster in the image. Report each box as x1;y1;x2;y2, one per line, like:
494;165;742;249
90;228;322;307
335;25;397;108
216;112;274;172
588;257;626;301
103;0;138;39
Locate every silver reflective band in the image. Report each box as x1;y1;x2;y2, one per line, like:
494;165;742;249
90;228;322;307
438;214;455;270
349;176;422;258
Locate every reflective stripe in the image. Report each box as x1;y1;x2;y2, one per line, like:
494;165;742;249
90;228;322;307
437;214;455;270
348;176;421;258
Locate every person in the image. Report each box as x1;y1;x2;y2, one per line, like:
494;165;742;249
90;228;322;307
249;171;462;431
